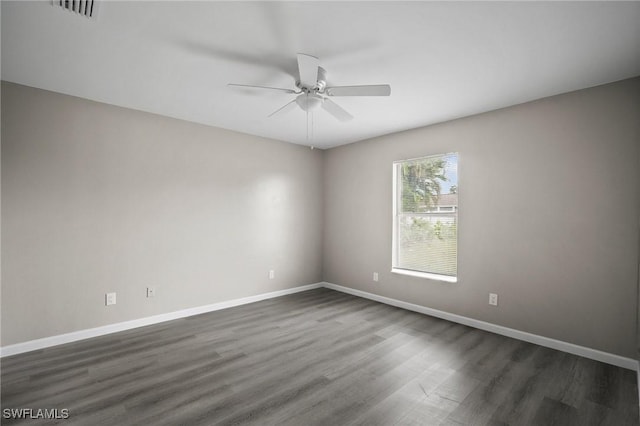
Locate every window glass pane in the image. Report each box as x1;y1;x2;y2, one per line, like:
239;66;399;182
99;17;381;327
394;153;458;277
397;215;457;276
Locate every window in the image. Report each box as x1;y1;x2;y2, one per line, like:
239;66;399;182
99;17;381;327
392;153;458;282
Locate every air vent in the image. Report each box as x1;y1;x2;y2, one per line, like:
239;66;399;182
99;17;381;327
54;0;97;19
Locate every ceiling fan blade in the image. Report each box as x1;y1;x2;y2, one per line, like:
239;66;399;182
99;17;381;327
325;84;391;96
267;99;297;118
228;83;297;94
297;53;320;88
322;98;353;122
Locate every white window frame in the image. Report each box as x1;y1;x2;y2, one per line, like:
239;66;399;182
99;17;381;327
391;154;458;283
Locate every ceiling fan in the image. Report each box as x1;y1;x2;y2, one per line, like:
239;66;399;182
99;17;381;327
228;53;391;122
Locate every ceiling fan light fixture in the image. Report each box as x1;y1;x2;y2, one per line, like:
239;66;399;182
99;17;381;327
296;93;323;112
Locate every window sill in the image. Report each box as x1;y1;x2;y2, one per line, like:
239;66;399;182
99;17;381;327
391;268;458;283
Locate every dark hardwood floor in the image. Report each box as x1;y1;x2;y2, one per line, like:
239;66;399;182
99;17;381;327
1;288;638;425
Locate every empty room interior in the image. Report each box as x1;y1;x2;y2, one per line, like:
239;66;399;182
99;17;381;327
1;1;640;425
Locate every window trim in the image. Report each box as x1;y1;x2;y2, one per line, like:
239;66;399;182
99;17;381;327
391;267;458;283
392;153;458;282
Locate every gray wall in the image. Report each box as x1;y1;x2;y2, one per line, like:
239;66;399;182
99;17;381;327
323;78;640;358
3;78;639;359
1;82;324;346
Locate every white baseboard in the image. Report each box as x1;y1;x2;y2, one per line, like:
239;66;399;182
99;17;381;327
2;281;637;372
322;282;638;371
0;283;322;358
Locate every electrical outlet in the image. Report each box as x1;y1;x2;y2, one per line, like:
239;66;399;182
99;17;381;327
147;287;156;298
489;293;498;306
105;292;116;306
373;272;379;282
269;270;275;280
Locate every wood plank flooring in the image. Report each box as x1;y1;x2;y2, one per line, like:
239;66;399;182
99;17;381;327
1;288;638;425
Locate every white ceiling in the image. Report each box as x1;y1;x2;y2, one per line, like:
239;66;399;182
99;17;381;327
2;1;640;149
